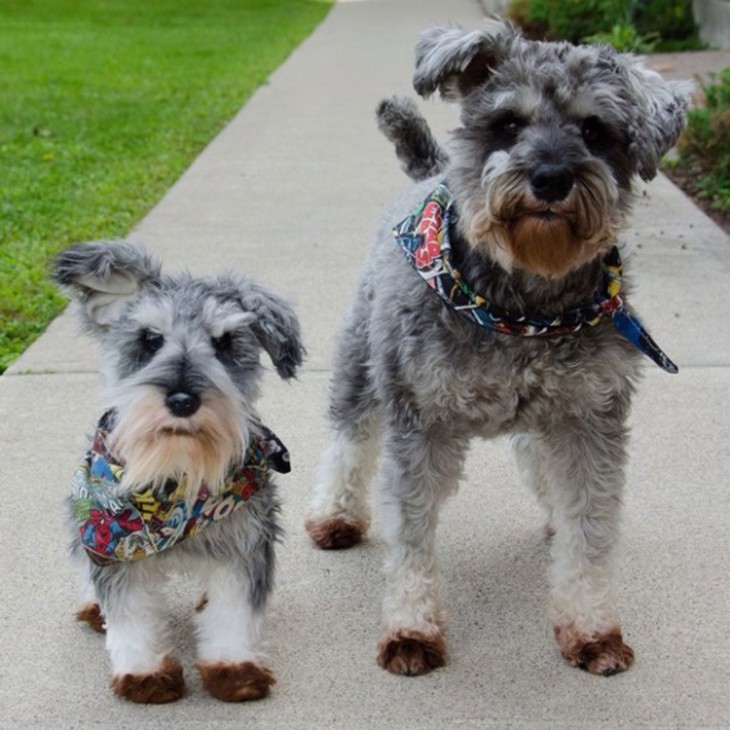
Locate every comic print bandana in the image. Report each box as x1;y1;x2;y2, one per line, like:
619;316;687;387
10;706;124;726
393;182;678;374
71;411;290;566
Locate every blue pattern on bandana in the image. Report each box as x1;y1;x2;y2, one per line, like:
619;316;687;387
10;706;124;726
393;182;678;374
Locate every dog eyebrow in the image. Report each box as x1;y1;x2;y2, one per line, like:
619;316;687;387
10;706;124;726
566;90;624;127
491;87;540;118
204;306;256;338
131;299;173;333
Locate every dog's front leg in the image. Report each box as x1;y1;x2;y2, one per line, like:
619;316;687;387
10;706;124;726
94;562;184;703
195;560;276;701
540;426;635;676
375;423;466;676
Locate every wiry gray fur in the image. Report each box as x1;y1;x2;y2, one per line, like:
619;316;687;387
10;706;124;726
55;238;304;584
413;21;690;181
55;240;303;698
376;96;449;182
308;20;690;677
54;240;304;382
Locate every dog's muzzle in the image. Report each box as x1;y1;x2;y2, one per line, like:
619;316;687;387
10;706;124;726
530;163;574;203
165;391;201;418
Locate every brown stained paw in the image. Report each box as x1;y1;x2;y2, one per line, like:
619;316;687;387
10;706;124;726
111;656;185;703
555;625;635;676
76;602;106;634
197;660;275;702
377;628;447;676
305;516;366;550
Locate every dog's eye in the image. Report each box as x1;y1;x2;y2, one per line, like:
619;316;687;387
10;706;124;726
581;117;607;148
494;113;526;140
211;332;233;354
140;329;164;355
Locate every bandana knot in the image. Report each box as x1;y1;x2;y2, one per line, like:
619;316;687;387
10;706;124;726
72;412;290;565
393;182;677;373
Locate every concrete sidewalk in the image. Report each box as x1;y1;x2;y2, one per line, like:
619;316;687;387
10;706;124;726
2;0;729;727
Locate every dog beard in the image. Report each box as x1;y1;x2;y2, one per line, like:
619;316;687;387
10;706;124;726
467;165;622;278
108;388;247;500
509;214;579;278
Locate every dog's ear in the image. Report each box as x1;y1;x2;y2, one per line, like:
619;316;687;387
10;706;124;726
619;57;692;181
53;240;161;332
413;20;517;101
225;277;305;380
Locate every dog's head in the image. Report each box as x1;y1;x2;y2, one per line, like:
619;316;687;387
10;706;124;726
414;20;691;278
54;240;303;491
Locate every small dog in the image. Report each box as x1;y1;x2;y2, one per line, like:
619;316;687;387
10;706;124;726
305;20;690;677
55;241;303;703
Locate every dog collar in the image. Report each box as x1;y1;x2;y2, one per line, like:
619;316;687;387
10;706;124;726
393;182;678;374
71;411;290;566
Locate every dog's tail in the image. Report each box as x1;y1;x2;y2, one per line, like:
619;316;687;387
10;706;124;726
376;96;449;182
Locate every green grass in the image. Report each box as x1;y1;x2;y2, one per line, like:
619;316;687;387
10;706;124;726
0;0;332;373
674;69;730;213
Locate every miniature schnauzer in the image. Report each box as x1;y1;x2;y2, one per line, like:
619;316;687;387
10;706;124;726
306;20;690;677
55;241;303;703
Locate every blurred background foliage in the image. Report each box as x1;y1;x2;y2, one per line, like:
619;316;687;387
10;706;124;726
508;0;702;52
672;69;730;214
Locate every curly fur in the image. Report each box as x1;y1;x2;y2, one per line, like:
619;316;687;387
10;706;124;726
308;20;690;677
56;240;303;702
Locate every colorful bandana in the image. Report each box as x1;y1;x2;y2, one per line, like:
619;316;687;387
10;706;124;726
393;182;678;374
71;411;290;566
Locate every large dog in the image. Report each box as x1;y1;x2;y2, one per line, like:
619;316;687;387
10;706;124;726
305;20;689;677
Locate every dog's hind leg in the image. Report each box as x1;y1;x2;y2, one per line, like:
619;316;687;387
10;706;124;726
511;433;555;539
74;554;106;633
537;423;635;676
305;414;379;549
375;422;467;676
69;531;107;633
306;298;380;549
94;563;185;703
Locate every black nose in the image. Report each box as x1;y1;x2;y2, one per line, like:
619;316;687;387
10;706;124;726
530;164;574;203
165;391;201;418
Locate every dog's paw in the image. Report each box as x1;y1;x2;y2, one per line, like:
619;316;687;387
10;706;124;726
76;601;106;633
197;660;275;701
111;656;185;703
555;625;635;676
305;516;366;550
377;628;446;676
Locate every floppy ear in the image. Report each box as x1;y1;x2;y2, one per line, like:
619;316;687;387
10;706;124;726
221;276;304;380
618;56;692;181
53;240;161;333
413;20;518;101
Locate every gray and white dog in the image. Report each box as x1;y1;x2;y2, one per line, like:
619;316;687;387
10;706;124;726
305;20;690;677
55;241;303;702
